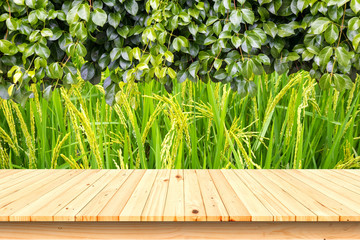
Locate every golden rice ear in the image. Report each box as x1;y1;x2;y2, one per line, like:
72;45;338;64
0;141;9;169
12;102;36;169
51;133;71;169
61;88;103;169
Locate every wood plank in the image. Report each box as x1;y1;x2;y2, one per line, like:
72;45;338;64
0;170;48;198
0;170;35;187
54;170;118;221
344;169;360;175
75;170;133;221
0;170;17;178
290;170;360;218
311;170;360;196
221;170;273;221
276;170;360;221
97;170;145;221
334;170;360;184
119;170;158;221
248;170;317;221
163;169;185;221
265;170;340;221
141;170;170;221
9;170;99;221
196;170;229;221
234;170;296;221
1;222;359;239
184;170;206;221
0;170;358;222
209;170;251;221
0;170;76;221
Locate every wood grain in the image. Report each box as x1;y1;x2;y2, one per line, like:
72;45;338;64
0;170;359;222
0;222;359;239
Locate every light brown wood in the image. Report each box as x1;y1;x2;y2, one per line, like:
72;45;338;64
141;170;170;221
278;170;360;221
0;170;359;222
209;170;251;221
221;170;273;221
311;170;360;196
235;170;296;221
0;222;359;239
0;170;33;186
291;170;360;218
0;170;48;198
75;170;133;221
267;170;340;221
0;170;18;178
196;170;229;221
53;170;116;221
248;170;317;221
10;170;93;221
0;170;75;221
163;169;185;221
97;170;145;221
119;170;158;221
184;170;206;221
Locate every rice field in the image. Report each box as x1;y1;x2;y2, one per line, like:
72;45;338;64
0;71;359;169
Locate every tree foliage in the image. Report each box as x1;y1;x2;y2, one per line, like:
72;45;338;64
0;0;359;104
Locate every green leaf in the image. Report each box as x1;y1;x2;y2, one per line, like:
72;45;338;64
231;36;241;48
0;40;12;54
310;17;331;34
76;43;87;57
164;51;174;62
14;0;25;5
263;21;277;38
81;62;96;81
167;67;177;79
92;9;107;27
110;48;122;61
125;0;139;16
334;73;345;91
213;21;222;36
177;70;188;83
351;0;360;14
49;62;63;79
108;13;121;28
319;73;331;90
213;69;227;80
66;6;79;24
230;10;242;26
188;61;200;78
352;33;360;50
41;28;53;37
132;47;141;60
335;47;351;67
78;4;90;22
219;31;232;39
6;18;19;31
241;9;255;25
223;0;231;9
35;43;50;59
319;46;333;68
324;24;339;44
76;22;88;40
348;17;360;31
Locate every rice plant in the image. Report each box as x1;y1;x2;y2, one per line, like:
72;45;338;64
0;71;359;169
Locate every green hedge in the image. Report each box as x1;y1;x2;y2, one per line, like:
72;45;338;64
0;0;359;104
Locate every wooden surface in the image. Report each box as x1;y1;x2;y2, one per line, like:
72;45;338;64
0;222;359;239
0;169;359;222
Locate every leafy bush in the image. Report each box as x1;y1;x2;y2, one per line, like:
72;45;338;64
0;0;359;104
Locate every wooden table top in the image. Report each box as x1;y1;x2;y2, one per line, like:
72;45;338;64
0;169;359;222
